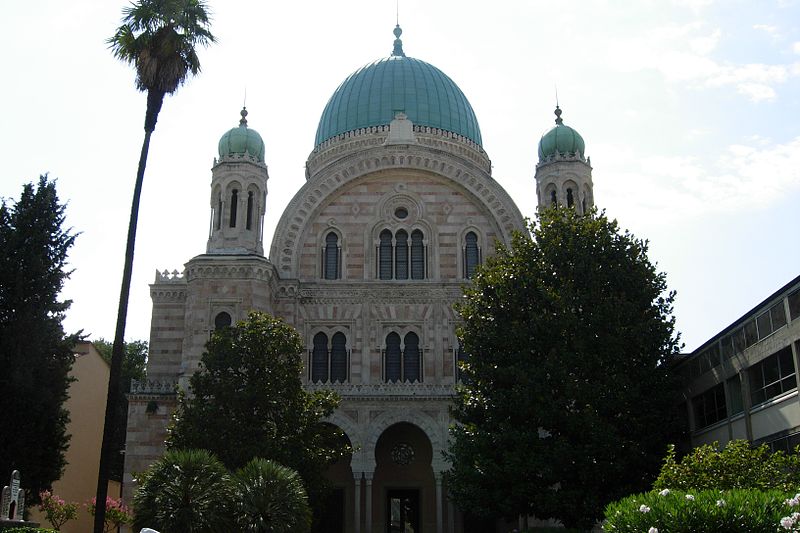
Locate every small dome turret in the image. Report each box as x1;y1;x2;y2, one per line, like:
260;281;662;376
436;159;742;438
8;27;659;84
537;106;585;160
218;108;265;163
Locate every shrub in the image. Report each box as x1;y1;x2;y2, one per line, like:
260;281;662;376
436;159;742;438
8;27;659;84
0;529;57;533
37;491;77;531
234;458;312;533
133;448;234;533
86;496;133;533
654;440;800;491
603;488;794;532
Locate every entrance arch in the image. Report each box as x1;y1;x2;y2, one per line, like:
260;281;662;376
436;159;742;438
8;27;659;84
316;422;353;533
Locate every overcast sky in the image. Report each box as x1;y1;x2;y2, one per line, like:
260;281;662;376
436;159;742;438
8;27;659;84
1;0;798;351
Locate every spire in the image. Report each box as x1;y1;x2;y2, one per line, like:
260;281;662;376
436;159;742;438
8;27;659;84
239;106;248;127
392;24;405;57
554;105;563;125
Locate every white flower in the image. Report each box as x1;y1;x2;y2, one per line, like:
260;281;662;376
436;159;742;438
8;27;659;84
639;504;651;513
716;499;725;507
685;494;695;501
786;497;800;507
793;512;800;521
658;489;670;496
648;528;659;533
781;516;794;529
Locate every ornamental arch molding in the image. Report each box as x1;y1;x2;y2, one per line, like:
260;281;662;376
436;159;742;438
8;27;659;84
361;408;445;472
270;146;526;277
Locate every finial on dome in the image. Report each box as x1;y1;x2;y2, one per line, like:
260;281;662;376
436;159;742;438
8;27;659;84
554;105;563;125
392;24;405;57
239;106;248;127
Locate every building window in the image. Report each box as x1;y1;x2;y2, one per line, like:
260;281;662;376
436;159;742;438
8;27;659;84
377;229;426;280
566;188;574;208
749;346;796;405
323;232;340;280
383;332;423;383
246;191;254;230
764;431;800;454
311;332;329;383
214;311;232;330
789;289;800;322
464;231;480;279
726;374;743;415
229;189;238;228
310;331;350;384
756;301;787;340
330;332;348;383
692;382;727;430
215;194;222;230
550;190;557;207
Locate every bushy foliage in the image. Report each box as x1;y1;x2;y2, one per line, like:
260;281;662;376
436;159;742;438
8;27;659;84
655;440;800;491
133;449;234;533
1;528;58;533
0;176;78;503
86;496;133;533
38;490;77;531
447;207;682;529
234;458;312;533
167;312;347;509
603;488;795;532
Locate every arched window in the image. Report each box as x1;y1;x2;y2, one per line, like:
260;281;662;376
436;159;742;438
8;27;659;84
464;231;480;279
215;193;222;230
566;188;574;208
411;230;425;279
456;344;470;383
324;232;340;280
330;332;348;383
246;191;254;230
311;332;329;383
214;312;232;330
550;189;557;207
395;230;409;280
229;189;238;228
385;332;402;383
379;230;393;280
403;332;421;382
582;198;587;214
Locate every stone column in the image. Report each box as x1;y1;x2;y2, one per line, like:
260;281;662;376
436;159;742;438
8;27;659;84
364;471;374;533
435;473;444;533
353;472;362;533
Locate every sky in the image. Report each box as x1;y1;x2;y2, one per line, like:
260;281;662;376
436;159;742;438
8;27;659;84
1;0;798;352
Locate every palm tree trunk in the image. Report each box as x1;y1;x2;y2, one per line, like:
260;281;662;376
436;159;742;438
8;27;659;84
94;89;164;533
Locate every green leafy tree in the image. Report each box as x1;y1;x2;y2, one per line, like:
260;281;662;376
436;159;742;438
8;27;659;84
446;207;682;529
93;338;147;481
0;176;78;504
654;440;800;492
234;458;312;533
133;449;233;533
167;312;347;512
98;2;214;530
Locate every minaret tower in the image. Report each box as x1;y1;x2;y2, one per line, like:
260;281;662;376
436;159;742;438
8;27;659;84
207;108;269;255
535;106;594;213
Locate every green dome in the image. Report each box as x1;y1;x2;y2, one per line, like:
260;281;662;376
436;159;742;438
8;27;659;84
538;107;585;160
314;26;482;147
218;108;265;162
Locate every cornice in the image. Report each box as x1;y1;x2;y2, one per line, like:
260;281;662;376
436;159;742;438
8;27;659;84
305;382;455;401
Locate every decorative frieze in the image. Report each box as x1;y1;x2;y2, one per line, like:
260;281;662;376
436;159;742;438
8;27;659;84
305;382;455;400
129;379;178;398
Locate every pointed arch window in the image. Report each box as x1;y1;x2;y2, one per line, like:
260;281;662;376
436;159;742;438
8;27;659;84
550;189;557;207
246;191;254;230
214;312;232;330
411;230;425;279
323;232;340;280
395;230;409;279
379;230;393;280
403;332;421;382
385;332;402;383
311;332;329;383
215;193;222;230
566;188;574;208
229;189;238;228
464;231;480;279
330;332;348;383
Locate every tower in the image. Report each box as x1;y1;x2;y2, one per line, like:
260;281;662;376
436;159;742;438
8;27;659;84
535;106;594;212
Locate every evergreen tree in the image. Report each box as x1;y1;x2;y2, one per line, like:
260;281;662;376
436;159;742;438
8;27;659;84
446;207;682;529
167;312;348;512
0;176;78;502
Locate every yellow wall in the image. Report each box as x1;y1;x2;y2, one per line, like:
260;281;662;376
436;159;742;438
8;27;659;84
29;341;121;533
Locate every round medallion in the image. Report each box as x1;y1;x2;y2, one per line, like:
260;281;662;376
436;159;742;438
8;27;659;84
391;442;415;465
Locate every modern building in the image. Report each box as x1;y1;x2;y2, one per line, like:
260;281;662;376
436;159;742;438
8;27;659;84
677;275;800;452
123;25;594;533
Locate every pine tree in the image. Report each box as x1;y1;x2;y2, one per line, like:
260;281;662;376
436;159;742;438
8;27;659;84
0;176;78;502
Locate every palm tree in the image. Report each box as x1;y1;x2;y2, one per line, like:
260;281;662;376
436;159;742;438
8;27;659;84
234;458;313;533
133;449;234;533
96;2;214;532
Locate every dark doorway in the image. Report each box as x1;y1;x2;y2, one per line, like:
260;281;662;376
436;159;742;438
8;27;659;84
313;487;345;533
386;489;420;533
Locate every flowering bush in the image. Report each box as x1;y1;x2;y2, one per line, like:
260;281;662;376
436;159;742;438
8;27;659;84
38;491;77;531
603;488;793;532
86;496;133;533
